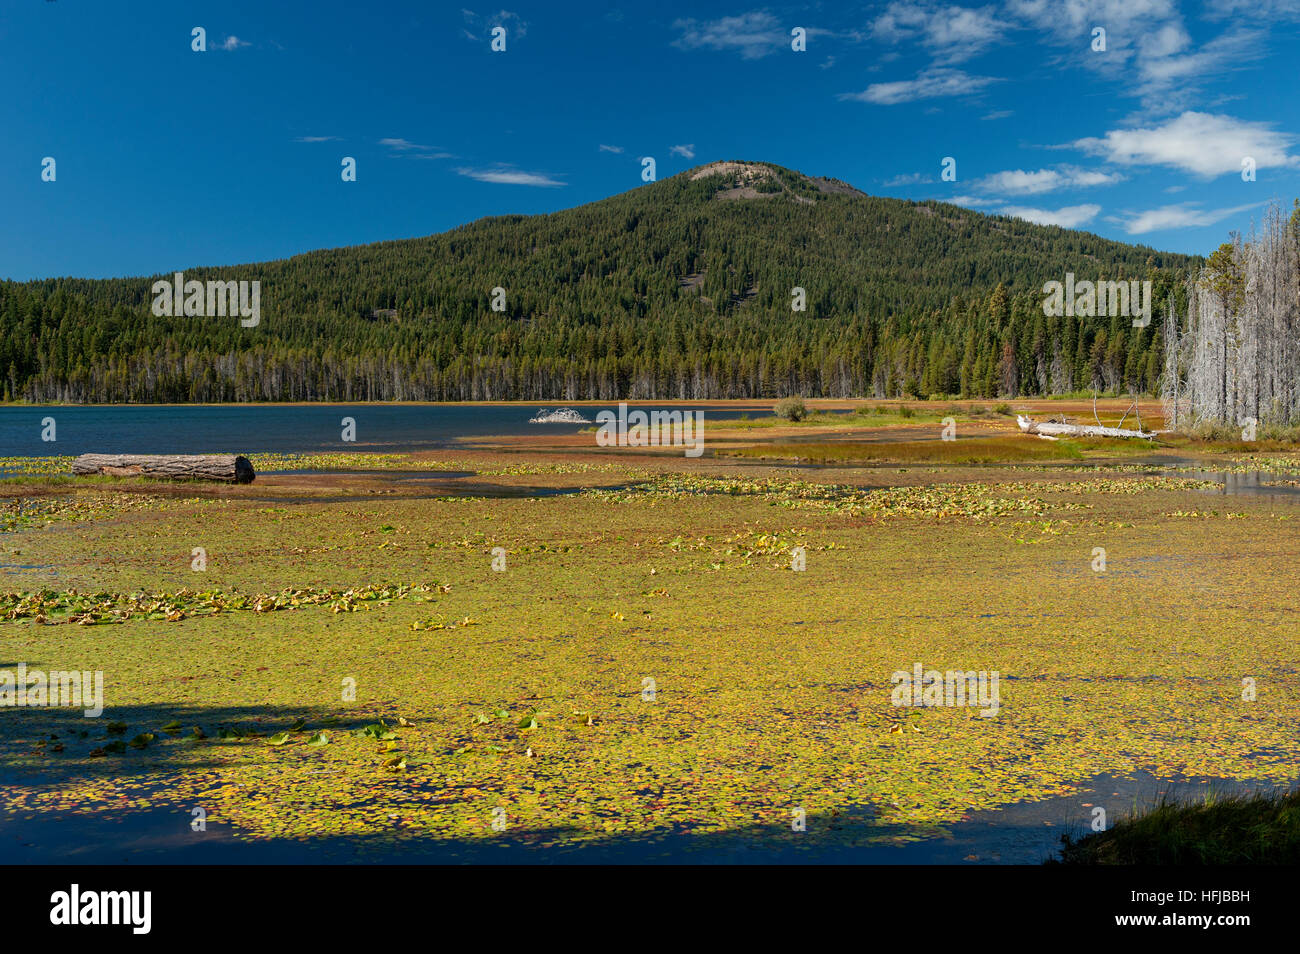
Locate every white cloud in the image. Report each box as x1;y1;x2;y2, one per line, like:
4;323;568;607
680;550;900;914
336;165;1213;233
981;109;1013;120
1005;0;1180;39
219;36;250;52
670;144;696;159
1116;200;1265;234
999;204;1102;228
598;144;625;154
841;67;998;105
973;165;1124;196
294;136;339;143
456;166;564;187
855;2;1273;114
1073;111;1298;178
871;2;1009;64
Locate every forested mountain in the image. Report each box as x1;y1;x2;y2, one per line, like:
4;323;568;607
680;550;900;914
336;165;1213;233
1;160;1200;403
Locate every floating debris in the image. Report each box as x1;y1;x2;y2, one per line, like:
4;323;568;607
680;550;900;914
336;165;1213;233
528;408;592;424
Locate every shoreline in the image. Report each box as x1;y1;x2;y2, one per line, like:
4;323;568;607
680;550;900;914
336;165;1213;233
0;396;1153;409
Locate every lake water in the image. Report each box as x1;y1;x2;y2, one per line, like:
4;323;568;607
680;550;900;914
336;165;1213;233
0;403;757;457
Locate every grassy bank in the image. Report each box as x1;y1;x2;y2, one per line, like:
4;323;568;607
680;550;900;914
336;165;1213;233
1054;787;1300;864
719;436;1085;464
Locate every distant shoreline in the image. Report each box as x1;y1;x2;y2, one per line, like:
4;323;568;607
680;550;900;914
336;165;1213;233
2;398;806;409
0;397;1155;410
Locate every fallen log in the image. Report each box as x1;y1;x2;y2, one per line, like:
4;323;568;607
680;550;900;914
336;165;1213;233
1016;415;1156;440
72;454;255;483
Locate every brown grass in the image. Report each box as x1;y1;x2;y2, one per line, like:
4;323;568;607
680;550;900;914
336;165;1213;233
718;436;1084;464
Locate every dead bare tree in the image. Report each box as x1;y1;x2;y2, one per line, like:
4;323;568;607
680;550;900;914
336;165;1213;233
1164;202;1300;433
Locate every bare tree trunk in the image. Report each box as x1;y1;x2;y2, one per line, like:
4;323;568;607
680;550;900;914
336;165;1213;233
1017;416;1157;439
72;454;255;483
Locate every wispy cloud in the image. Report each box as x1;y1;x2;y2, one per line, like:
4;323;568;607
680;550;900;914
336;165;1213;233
294;136;340;143
841;67;998;105
1073;111;1298;178
379;138;453;160
849;2;1276;117
972;165;1124;196
380;138;431;151
219;36;250;52
670;144;696;159
1131;28;1264;109
671;12;855;60
1204;0;1300;17
870;2;1009;64
672;12;787;60
462;9;528;43
1005;0;1263;111
456;165;564;187
999;204;1102;228
1115;200;1266;234
883;172;934;187
598;144;625;154
1007;0;1178;31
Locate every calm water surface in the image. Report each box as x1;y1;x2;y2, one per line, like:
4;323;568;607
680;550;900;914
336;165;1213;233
0;403;756;457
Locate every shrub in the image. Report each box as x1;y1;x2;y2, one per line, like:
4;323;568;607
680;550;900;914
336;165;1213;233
1189;421;1239;441
1260;422;1300;442
993;402;1012;415
774;396;807;422
896;404;915;419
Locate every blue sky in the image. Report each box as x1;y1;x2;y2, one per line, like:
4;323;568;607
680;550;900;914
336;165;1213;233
3;0;1298;279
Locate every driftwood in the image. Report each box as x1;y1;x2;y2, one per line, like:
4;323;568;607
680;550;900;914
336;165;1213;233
1016;415;1156;441
72;454;255;483
529;407;592;424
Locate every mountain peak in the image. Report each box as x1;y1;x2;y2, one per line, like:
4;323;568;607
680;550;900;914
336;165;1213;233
683;160;866;202
687;160;777;182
